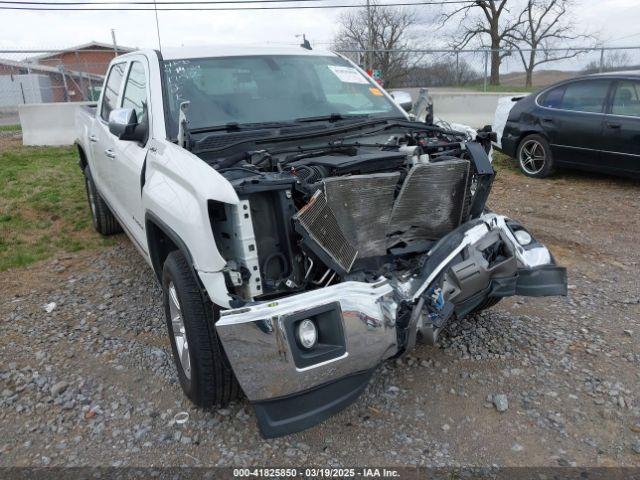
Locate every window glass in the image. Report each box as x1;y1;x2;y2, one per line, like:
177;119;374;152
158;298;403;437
162;55;401;139
539;85;565;108
611;80;640;117
122;61;148;126
100;62;126;121
557;80;610;113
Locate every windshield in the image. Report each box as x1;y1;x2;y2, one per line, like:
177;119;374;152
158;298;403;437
162;54;402;138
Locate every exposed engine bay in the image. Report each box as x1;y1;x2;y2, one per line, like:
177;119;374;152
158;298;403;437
199;122;497;327
188;118;564;438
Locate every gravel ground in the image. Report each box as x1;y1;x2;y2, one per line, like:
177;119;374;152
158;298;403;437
1;165;639;467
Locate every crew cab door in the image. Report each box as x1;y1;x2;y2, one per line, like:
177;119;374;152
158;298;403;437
91;61;127;203
110;57;151;250
601;79;640;174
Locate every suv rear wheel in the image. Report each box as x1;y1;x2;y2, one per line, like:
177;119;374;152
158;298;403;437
84;168;122;235
162;250;240;407
516;134;555;178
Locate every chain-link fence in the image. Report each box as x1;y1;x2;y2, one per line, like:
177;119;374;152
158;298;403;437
336;46;640;90
0;44;132;117
1;43;639;119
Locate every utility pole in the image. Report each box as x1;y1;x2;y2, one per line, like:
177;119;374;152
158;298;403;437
111;29;119;56
483;49;489;92
153;0;163;52
366;0;373;73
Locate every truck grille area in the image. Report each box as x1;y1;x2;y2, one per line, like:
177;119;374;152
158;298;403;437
295;159;472;274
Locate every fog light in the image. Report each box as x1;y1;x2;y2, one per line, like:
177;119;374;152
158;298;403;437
297;319;318;350
514;229;532;246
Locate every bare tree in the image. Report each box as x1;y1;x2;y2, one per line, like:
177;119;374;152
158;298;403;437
441;0;525;85
404;58;480;87
332;4;417;87
584;50;632;74
507;0;594;87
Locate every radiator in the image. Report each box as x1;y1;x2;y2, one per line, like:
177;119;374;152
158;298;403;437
323;172;400;259
388;159;471;243
295;159;471;273
293;190;358;275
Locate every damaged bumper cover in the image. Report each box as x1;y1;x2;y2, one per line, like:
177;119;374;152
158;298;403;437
215;213;567;437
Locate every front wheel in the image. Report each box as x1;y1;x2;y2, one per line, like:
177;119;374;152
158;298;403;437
162;250;240;407
516;134;555;178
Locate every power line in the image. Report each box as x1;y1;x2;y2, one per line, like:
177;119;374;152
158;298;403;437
608;32;640;43
0;0;475;10
0;0;475;4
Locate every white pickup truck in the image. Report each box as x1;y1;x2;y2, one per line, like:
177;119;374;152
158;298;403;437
75;45;567;438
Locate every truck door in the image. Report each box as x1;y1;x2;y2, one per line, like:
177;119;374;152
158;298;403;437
91;61;127;205
110;58;150;251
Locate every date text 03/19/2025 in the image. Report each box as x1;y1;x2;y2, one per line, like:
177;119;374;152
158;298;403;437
232;468;401;477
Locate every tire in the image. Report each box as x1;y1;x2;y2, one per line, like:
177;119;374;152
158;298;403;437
469;296;501;315
516;134;555;178
84;168;122;235
162;250;240;407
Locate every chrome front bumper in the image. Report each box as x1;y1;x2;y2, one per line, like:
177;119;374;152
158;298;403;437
215;214;566;436
216;279;399;401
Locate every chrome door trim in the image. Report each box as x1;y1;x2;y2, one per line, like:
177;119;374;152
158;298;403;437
551;143;640;158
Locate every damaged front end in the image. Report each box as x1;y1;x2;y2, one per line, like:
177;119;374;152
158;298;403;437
198;123;566;437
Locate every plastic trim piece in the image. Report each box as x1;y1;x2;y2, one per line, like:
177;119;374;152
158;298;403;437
516;265;568;297
252;369;374;438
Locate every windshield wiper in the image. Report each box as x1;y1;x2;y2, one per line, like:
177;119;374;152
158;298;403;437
189;121;294;135
295;113;369;123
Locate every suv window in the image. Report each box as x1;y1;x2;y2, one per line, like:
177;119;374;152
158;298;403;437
101;62;126;122
121;61;148;127
558;80;610;113
611;80;640;117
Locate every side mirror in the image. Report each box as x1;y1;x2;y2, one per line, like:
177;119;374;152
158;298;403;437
389;90;413;112
108;108;146;142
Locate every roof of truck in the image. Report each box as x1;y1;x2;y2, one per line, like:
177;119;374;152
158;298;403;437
159;45;337;61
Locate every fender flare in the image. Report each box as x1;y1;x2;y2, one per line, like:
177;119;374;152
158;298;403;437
145;210;201;289
76;142;88;171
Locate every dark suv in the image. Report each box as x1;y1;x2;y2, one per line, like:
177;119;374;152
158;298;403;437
501;71;640;178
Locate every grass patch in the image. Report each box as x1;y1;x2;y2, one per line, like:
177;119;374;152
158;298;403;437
0;124;21;132
492;150;520;174
0;140;116;271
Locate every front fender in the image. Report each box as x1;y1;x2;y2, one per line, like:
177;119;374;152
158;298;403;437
142;139;239;306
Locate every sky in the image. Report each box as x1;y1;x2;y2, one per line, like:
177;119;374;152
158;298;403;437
0;0;638;62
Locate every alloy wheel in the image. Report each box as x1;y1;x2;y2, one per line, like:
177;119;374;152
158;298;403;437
519;139;546;175
168;282;191;379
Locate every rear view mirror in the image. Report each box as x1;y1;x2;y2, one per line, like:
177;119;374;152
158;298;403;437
108;108;146;142
389;90;413;112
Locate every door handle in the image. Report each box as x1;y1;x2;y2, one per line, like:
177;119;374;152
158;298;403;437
606;122;621;129
541;117;554;124
89;134;98;143
104;148;116;159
